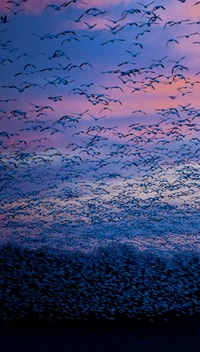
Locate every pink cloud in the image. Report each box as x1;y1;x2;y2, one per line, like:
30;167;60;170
0;0;133;15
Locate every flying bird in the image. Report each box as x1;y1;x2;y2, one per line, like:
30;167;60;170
137;1;155;8
126;50;142;57
6;0;27;5
83;22;97;29
166;38;179;46
5;7;26;15
136;30;151;40
101;39;125;46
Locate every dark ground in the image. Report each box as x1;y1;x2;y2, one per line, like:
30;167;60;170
1;323;200;352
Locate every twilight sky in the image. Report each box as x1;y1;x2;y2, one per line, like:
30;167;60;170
0;0;200;254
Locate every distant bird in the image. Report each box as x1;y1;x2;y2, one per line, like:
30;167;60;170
14;71;29;77
0;99;16;102
137;1;155;8
5;7;25;15
110;85;124;92
132;110;147;114
80;62;93;68
118;61;136;67
166;39;179;46
17;53;34;59
101;39;125;46
126;50;141;57
152;55;168;63
136;30;151;40
130;42;143;49
89;114;106;121
80;82;93;87
45;3;62;11
172;64;188;74
0;16;9;24
32;32;52;40
82;34;100;40
50;50;70;60
105;23;120;32
84;22;97;29
6;0;27;5
106;15;126;24
152;5;166;11
168;56;185;64
48;96;63;102
177;32;199;39
62;0;87;6
0;28;8;34
67;13;84;23
24;63;36;70
0;57;13;65
61;37;79;45
84;8;106;16
164;19;190;28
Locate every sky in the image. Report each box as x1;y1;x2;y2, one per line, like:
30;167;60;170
0;0;200;254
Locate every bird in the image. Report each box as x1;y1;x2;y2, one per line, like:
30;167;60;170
49;50;70;60
152;5;166;11
164;19;191;29
5;7;26;15
32;32;52;40
82;34;100;40
83;22;97;29
0;99;16;102
132;110;147;114
1;14;8;23
130;42;143;49
48;96;63;102
45;3;62;11
126;50;142;57
67;13;84;23
80;62;93;69
168;95;177;100
168;56;185;64
17;53;35;60
136;30;151;40
6;0;27;5
172;64;188;74
166;39;179;46
84;8;106;16
62;0;87;7
88;114;106;122
137;1;155;8
0;57;13;65
101;39;125;46
61;37;79;45
177;32;199;39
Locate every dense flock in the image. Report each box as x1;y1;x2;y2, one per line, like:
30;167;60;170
0;0;200;325
1;243;200;326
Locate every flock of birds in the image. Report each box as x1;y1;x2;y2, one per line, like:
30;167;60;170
1;243;200;324
0;0;200;324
